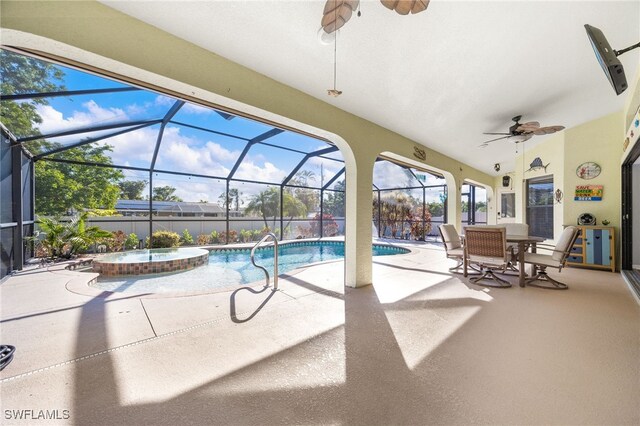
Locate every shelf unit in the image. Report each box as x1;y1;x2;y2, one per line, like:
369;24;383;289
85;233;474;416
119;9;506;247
566;226;615;272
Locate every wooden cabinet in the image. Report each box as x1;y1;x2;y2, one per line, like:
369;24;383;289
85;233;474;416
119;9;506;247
566;226;615;272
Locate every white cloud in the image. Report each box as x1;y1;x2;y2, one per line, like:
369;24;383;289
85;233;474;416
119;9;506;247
182;103;212;115
154;95;174;107
234;160;286;183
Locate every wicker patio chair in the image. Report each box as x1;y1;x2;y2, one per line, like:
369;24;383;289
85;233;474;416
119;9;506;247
464;226;511;288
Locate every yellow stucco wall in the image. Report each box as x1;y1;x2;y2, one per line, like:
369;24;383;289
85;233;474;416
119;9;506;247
0;0;494;287
563;112;623;231
513;132;565;239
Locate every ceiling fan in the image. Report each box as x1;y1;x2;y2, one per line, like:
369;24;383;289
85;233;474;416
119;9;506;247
321;0;430;34
479;115;565;148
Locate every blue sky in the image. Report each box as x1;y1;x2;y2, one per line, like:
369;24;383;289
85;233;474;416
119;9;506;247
5;50;449;204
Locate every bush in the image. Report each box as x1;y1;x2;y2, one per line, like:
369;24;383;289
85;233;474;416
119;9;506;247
106;230;126;252
210;230;220;244
218;230;238;244
239;229;252;243
124;233;139;250
181;229;194;245
310;213;339;237
197;233;211;245
251;229;262;241
149;231;181;248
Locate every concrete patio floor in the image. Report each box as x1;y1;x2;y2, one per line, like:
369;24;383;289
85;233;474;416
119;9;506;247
0;242;638;425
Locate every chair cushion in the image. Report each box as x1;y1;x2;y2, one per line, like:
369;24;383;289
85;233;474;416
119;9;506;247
523;252;563;268
552;226;578;262
439;224;461;250
468;254;507;267
448;247;464;257
504;223;529;236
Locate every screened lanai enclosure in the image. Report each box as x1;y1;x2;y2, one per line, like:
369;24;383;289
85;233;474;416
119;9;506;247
0;49;487;280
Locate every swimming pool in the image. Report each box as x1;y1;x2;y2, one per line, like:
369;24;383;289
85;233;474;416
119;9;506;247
92;241;409;294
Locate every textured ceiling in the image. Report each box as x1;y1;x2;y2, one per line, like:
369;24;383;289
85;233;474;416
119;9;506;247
101;0;640;175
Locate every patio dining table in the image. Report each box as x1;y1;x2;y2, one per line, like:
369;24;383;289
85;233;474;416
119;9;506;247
463;234;545;287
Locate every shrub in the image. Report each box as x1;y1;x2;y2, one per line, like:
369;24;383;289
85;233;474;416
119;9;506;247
239;229;252;243
197;233;211;245
106;230;126;252
296;225;313;238
30;214;112;259
251;229;262;241
149;231;181;248
210;230;220;244
181;229;194;245
124;233;139;250
310;213;339;237
218;230;238;244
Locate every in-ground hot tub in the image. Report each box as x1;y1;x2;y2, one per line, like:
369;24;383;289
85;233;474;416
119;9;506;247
93;248;209;276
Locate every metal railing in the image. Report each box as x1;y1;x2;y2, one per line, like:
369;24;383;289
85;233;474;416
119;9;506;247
250;232;279;290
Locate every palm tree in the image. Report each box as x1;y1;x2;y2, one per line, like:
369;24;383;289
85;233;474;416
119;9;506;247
218;189;243;211
245;187;307;231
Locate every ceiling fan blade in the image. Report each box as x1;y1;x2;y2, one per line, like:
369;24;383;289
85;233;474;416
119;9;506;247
321;0;359;34
411;0;430;14
516;121;540;132
482;132;510;136
479;135;512;146
533;125;565;135
380;0;430;15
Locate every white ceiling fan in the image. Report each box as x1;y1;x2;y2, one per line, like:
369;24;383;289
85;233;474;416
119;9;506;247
321;0;430;34
479;115;565;148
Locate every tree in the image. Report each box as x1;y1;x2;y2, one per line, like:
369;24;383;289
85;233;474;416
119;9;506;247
372;191;415;238
32;143;123;215
152;186;183;202
289;170;319;213
0;50;66;138
1;51;125;215
218;188;243;211
245;187;280;229
119;180;147;200
323;180;345;217
245;187;307;230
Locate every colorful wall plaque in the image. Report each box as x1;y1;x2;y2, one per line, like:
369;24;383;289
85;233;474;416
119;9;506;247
574;185;603;201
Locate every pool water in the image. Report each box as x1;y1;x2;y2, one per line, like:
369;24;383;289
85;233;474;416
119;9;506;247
92;241;409;294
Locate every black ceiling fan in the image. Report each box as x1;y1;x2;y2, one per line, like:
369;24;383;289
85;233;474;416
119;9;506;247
479;115;565;148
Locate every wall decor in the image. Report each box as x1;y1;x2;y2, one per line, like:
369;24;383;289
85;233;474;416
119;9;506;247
555;188;563;204
574;185;603;201
576;161;601;179
413;146;426;161
526;157;549;173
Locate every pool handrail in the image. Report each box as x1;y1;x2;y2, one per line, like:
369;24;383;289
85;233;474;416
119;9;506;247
250;232;279;290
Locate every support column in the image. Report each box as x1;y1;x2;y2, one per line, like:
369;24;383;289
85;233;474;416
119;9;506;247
11;145;23;271
444;173;462;232
344;153;375;288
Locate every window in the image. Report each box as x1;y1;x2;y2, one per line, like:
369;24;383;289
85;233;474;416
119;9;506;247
526;177;554;239
500;193;515;218
461;183;487;225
